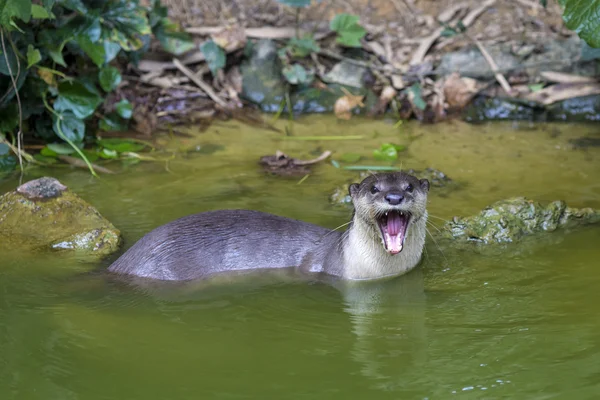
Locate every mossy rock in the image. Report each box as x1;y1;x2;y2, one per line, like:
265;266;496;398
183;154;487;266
330;168;455;205
442;197;600;244
0;177;122;256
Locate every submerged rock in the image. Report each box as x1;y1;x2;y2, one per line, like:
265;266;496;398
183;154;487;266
0;177;122;256
330;168;454;205
443;197;600;244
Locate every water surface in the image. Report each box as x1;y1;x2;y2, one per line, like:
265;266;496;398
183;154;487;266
1;117;599;399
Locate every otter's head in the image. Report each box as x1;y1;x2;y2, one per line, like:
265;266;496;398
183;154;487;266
349;172;430;255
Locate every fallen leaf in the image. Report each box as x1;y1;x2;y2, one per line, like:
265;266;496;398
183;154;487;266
391;74;405;90
211;26;247;52
334;88;365;120
540;71;598;84
370;86;397;116
443;72;483;109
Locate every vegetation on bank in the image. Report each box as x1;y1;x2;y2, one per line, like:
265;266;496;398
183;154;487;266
0;0;599;176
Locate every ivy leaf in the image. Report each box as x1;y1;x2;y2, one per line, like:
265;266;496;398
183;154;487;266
407;83;426;111
287;36;320;57
58;0;86;13
52;112;85;143
561;0;600;48
282;64;313;85
98;66;122;92
76;35;106;67
200;40;226;75
0;42;18;75
539;0;547;7
0;103;18;133
98;138;145;152
276;0;311;6
373;143;406;161
46;143;75;155
330;13;366;48
54;81;103;119
31;4;52;19
26;45;41;69
154;18;195;56
115;99;133;119
99;113;128;132
0;0;32;30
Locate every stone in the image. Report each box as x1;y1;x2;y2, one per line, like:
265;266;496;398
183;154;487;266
240;40;287;112
442;197;600;244
0;177;122;256
323;60;367;88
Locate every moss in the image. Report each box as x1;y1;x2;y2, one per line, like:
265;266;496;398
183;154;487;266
443;197;600;244
0;177;122;257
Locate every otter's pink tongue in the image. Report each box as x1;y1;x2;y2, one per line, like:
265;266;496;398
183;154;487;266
384;212;408;254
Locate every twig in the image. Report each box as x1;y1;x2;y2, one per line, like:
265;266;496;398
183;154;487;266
467;34;513;94
172;58;229;109
0;29;23;169
410;0;497;65
511;0;542;9
293;150;332;166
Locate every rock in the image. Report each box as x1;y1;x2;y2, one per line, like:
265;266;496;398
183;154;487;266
330;168;455;205
0;177;122;256
463;96;544;122
442;197;600;244
240;40;287;112
524;36;598;78
438;44;519;79
464;94;600;123
323;60;367;88
290;83;378;114
546;94;600;123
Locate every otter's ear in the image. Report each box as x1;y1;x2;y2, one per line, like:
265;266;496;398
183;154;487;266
419;179;430;192
349;183;360;197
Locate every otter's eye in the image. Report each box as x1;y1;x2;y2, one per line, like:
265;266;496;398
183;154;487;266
406;184;414;193
370;185;379;194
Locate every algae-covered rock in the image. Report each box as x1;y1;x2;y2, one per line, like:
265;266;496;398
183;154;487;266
330;168;454;205
443;197;600;244
0;177;122;256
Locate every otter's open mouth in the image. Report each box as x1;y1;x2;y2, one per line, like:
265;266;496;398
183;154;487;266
377;211;410;255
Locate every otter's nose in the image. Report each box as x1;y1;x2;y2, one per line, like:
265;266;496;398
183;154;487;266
385;193;404;205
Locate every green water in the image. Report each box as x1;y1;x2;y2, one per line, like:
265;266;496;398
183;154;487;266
1;116;599;399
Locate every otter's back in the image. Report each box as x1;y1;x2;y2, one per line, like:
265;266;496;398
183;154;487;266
108;209;334;281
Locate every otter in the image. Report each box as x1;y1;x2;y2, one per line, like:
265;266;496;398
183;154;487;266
107;172;430;281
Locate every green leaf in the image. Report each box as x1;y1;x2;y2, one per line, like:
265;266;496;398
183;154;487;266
97;138;145;152
33;153;58;164
26;45;41;69
53;112;85;143
330;13;366;48
98;66;122;92
0;0;31;29
99;113;128;131
115;99;133;119
59;0;86;13
46;143;75;155
528;83;545;92
407;83;426;111
562;0;600;48
99;148;118;159
277;0;311;7
54;81;103;119
31;4;52;19
40;146;58;157
373;143;405;161
0;37;18;75
200;40;226;75
0;103;18;132
154;18;195;56
287;36;320;57
540;0;547;7
0;143;16;172
75;35;106;67
102;1;151;51
282;64;313;85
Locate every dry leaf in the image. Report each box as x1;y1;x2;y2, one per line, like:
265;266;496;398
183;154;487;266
334;88;365;120
443;72;483;109
539;71;598;84
211;26;247;52
38;68;55;86
370;86;397;116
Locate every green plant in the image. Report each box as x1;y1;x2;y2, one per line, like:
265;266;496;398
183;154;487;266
0;0;193;174
330;14;366;48
373;143;406;161
558;0;600;48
